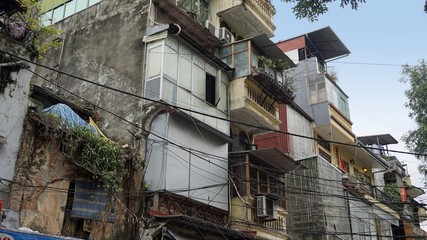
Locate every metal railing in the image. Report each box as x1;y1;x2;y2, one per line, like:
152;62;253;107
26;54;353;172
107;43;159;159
250;208;286;233
248;0;276;22
342;173;401;213
246;84;276;116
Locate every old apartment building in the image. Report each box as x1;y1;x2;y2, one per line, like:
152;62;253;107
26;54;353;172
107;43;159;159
0;0;426;239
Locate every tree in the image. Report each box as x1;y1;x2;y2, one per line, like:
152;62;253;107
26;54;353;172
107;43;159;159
7;0;61;58
400;60;427;182
282;0;427;21
282;0;366;21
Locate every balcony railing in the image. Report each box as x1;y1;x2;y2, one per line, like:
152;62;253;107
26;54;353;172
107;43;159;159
343;173;401;213
251;67;295;104
246;83;276;116
247;0;276;23
250;208;286;233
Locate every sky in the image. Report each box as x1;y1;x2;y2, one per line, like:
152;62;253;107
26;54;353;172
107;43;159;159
271;0;427;223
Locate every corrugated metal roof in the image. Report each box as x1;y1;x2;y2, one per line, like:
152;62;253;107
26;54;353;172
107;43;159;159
357;134;398;145
251;34;296;67
305;26;350;61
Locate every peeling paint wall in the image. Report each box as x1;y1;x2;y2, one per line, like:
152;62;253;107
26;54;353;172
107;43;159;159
9;120;78;234
0;38;34;206
9;118;114;239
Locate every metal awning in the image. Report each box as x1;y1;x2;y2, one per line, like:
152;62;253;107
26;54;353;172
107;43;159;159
407;185;425;198
305;26;350;61
251;34;296;67
249;148;302;172
357;134;398;146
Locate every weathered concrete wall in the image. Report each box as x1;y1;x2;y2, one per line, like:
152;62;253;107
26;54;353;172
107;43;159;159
9;119;79;234
35;0;150;143
0;37;34;205
9;116;116;239
286;156;350;240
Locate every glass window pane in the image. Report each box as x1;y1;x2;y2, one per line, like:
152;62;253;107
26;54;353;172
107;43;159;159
193;54;204;67
64;0;76;18
179;57;191;89
234;51;249;78
41;11;53;26
222;56;232;66
217;118;229;135
52;5;65;23
191;97;205;122
219;46;232;58
89;0;100;6
179;44;191;59
145;78;161;100
162;79;177;104
177;87;191;108
192;65;205;99
166;37;178;51
234;41;248;52
76;0;88;12
164;46;178;81
147;45;163;78
218;82;227;113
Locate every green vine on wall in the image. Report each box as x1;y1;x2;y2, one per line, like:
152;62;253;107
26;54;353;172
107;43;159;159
64;126;126;194
33;112;126;194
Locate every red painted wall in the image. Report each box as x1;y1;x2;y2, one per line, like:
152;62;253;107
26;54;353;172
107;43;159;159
276;36;305;53
254;104;291;154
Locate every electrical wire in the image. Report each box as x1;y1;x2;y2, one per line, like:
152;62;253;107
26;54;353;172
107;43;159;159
2;49;426;159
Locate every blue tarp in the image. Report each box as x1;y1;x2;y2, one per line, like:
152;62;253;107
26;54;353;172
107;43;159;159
42;103;98;135
0;229;79;240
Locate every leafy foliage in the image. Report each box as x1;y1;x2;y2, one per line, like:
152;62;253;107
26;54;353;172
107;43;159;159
65;127;126;194
281;0;366;21
19;0;61;58
383;183;401;203
257;55;296;92
400;60;427;182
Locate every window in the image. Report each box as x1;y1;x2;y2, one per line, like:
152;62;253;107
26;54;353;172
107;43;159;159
309;81;327;104
317;135;330;151
205;73;216;105
147;45;163;78
41;0;101;25
69;181;114;222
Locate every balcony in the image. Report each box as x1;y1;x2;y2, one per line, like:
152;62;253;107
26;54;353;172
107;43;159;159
220;37;295;134
216;0;276;38
315;103;355;144
229;149;297;237
250;205;287;235
342;173;401;216
230;78;281;133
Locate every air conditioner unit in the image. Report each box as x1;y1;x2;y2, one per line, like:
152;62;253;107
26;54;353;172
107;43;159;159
204;20;216;36
218;27;233;44
256;195;278;220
